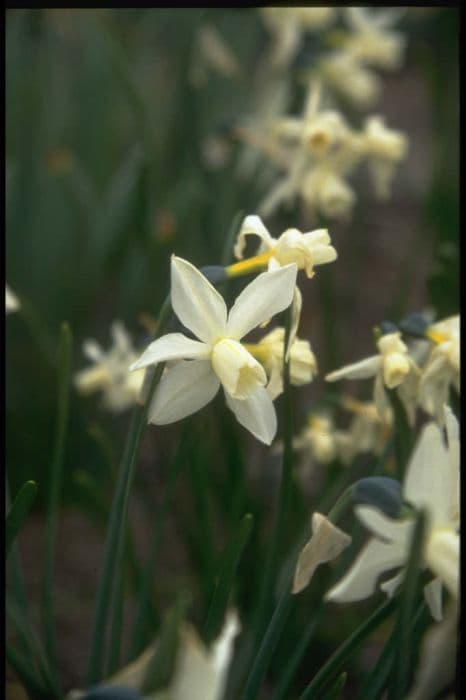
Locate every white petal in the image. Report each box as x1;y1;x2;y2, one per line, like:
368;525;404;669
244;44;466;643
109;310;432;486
83;339;104;362
130;333;209;371
227;264;297;340
423;578;443;622
148;360;220;425
234;215;275;259
355;505;412;546
325;355;381;382
171;256;227;344
225;386;277;445
425;530;459;599
403;422;450;522
325;538;405;602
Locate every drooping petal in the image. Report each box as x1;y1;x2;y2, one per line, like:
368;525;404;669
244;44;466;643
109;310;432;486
355;505;412;546
130;333;209;371
227;264;297;340
325;538;405;602
423;577;443;622
225;386;277;445
148;360;220;425
234;215;276;259
325;355;381;382
171;256;227;344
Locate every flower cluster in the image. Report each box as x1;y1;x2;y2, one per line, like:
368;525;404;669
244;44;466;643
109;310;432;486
239;82;408;220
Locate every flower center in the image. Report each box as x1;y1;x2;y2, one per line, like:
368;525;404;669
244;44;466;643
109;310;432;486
211;338;267;400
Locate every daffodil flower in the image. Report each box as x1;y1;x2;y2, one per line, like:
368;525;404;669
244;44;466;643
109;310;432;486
5;284;20;314
326;406;460;620
293;413;338;464
230;215;337;280
244;326;317;400
130;256;297;444
74;321;144;412
334;396;392;465
343;7;406;70
325;331;420;424
419;315;460;423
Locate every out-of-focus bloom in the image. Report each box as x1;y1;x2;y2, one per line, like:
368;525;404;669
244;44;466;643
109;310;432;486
318;8;406;108
326;406;460;621
130;256;297;444
293;512;351;594
293;413;338;464
232;214;337;280
342;7;406;70
419;316;460;423
74;321;144;412
261;7;337;69
5;285;20;314
326;331;420;424
244;326;317;400
67;610;240;700
405;600;458;700
335;396;392;465
190;23;241;87
363;115;408;198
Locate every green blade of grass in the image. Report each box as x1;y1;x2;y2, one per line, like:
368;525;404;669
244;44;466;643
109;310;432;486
320;672;347;700
41;321;72;694
204;512;254;646
297;597;398;700
87;298;172;685
6;480;37;559
387;510;426;700
6;642;52;700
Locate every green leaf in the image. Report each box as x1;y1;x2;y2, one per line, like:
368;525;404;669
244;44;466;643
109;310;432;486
204;512;254;645
320;672;347;700
6;480;37;559
41;321;73;693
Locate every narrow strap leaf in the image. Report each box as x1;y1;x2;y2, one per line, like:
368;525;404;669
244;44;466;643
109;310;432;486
204;512;254;645
6;480;37;559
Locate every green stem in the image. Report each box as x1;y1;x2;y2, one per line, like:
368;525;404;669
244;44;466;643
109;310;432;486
298;597;397;700
6;480;37;559
41;321;72;693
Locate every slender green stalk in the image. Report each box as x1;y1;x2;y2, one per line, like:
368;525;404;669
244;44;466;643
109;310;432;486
243;584;294;700
221;209;245;267
5;643;52;700
297;597;397;700
106;541;127;676
87;298;172;685
6;480;37;559
320;672;347;700
41;321;72;692
387;388;412;480
387;510;426;700
204;513;254;645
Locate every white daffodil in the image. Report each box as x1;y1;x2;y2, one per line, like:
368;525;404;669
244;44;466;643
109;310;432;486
244;326;317;400
343;7;406;70
326;406;460;620
5;285;20;314
319;51;381;108
363;115;408;199
334;397;392;466
326;331;420;424
74;321;145;412
293;413;338;464
419;315;460;423
293;513;351;594
67;611;240;700
233;215;337;280
130;256;297;445
260;7;337;69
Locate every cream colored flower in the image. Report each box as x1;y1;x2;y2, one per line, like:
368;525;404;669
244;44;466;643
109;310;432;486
74;321;144;412
67;611;240;700
319;51;381;108
419;316;460;423
245;326;317;400
343;7;406;70
5;285;20;314
293;413;338;464
326;331;420;424
334;396;393;465
130;256;297;444
261;7;337;68
326;406;460;620
233;215;337;280
293;513;351;594
363;115;408;198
